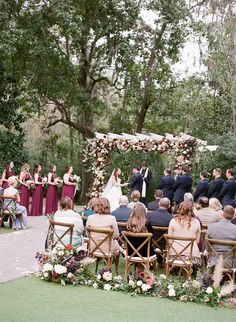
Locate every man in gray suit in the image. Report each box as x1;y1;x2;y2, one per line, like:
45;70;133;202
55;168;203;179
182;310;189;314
206;205;236;267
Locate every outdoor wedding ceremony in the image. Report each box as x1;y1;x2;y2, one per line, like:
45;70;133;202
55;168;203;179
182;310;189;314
1;1;236;322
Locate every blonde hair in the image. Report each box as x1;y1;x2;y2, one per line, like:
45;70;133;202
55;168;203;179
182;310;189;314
175;201;195;228
21;163;29;172
131;190;140;202
87;197;99;210
209;198;222;211
60;197;73;210
126;203;147;233
8;176;18;186
94;197;111;215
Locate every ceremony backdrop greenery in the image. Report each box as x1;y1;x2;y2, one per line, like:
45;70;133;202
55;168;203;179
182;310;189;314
0;0;236;200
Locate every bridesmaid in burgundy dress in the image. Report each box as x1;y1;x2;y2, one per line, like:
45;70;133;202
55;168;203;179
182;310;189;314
61;165;76;206
45;164;59;215
19;163;32;214
30;163;44;216
1;161;15;190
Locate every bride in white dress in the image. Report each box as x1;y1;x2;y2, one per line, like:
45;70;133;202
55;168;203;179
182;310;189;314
102;168;128;211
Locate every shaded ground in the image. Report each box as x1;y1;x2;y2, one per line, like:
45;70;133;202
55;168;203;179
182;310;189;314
0;277;235;322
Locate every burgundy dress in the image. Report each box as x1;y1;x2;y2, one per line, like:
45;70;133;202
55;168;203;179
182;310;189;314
30;175;43;216
19;174;31;214
2;170;15;190
45;174;58;215
61;176;75;204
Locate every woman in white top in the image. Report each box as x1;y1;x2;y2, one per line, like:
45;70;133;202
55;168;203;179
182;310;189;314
54;197;84;246
3;176;27;229
102;168;128;211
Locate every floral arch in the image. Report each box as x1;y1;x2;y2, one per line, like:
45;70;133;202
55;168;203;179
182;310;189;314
83;132;218;197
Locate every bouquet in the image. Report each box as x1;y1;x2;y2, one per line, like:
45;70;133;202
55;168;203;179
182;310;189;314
42;176;48;185
26;179;35;191
71;174;81;183
54;177;63;188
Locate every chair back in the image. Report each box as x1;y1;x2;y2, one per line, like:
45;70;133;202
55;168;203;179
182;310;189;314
122;231;153;261
205;238;236;270
86;227;114;258
0;195;17;214
164;234;195;266
48;219;74;249
151;226;168;251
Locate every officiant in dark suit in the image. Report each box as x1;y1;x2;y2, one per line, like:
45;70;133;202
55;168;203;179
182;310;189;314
140;161;152;205
129;166;143;194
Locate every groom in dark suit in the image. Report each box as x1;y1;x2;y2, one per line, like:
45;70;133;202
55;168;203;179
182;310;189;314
129;166;143;194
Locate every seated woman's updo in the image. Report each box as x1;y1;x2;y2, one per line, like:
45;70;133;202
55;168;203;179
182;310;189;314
60;197;73;210
130;190;140;202
94;197;111;215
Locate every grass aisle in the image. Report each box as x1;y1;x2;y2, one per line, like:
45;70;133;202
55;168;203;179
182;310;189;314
0;277;236;322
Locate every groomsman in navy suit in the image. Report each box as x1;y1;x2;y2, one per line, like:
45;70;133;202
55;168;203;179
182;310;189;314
207;168;224;200
173;164;193;204
129;166;143;194
219;169;236;208
157;168;175;204
194;171;210;202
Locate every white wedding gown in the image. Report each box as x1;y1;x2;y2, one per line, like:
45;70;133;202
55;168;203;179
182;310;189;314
102;173;122;211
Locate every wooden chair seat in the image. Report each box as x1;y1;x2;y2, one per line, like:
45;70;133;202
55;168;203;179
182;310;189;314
166;259;191;267
127;254;157;263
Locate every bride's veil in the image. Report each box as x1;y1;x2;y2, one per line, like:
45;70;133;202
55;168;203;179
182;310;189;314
102;169;115;196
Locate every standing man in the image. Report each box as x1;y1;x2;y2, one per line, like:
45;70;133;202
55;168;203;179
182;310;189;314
140;161;152;205
129;166;143;194
173;164;193;205
207;168;224;200
194;171;210;202
157;168;175;204
219;169;236;207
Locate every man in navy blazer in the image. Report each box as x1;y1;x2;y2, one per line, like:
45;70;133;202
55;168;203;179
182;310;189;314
194;171;210;202
219;169;236;208
111;195;132;232
129;166;143;194
173;164;193;204
207;168;224;200
157;168;175;203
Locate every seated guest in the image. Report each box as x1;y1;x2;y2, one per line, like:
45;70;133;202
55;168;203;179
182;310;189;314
54;197;84;246
194;171;210;202
86;197;120;254
209;198;223;220
206;205;236;267
157;168;175;203
147;189;163;211
83;197;98;217
232;208;236;225
3;176;27;230
168;201;201;266
194;197;220;225
111;195;132;232
128;190;146;209
184;192;194;203
126;203;155;256
147;198;172;250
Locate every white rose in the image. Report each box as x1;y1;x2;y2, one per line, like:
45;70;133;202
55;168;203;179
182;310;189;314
141;284;150;292
54;265;67;275
97;274;101;280
93;283;98;289
137;281;143;287
67;273;74;279
114;275;122;282
103;271;113;281
206;287;213;294
58;251;64;256
167;284;174;289
168;288;176;297
159;274;167;280
129;280;135;287
114;283;120;289
42;263;53;272
43;272;49;278
103;284;112;291
192;280;201;289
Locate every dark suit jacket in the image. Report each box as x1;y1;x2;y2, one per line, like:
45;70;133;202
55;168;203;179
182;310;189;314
219;178;236;207
130;172;143;193
207;177;224;200
147;199;160;211
194;179;210;202
147;208;172;249
157;175;175;203
173;174;193;204
111;205;132;227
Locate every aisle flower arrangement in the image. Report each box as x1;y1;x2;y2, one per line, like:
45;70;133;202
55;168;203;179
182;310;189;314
35;244;95;286
35;245;236;308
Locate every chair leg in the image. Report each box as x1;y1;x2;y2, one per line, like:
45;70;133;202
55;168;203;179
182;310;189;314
95;258;99;274
115;254;120;275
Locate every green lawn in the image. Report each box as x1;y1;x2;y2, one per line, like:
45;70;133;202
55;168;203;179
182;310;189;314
0;277;235;322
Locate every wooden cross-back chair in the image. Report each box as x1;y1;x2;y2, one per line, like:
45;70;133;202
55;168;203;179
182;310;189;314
48;219;74;250
199;229;207;272
151;226;168;263
86;227;120;274
122;231;157;279
0;195;23;229
205;238;236;282
164;234;196;279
